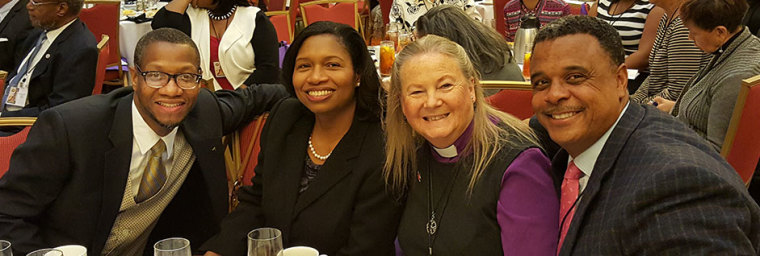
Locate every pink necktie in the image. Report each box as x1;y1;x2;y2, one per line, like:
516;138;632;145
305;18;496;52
558;161;583;254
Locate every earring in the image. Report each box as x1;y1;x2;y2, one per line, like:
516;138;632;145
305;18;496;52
356;82;360;87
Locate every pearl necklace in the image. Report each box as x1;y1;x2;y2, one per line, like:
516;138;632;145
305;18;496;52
207;5;236;20
308;136;332;161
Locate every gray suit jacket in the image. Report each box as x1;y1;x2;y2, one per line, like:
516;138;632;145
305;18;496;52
673;28;760;151
549;103;760;255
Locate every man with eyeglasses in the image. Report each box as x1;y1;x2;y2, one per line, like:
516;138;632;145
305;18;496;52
0;0;96;121
0;0;34;71
0;28;289;255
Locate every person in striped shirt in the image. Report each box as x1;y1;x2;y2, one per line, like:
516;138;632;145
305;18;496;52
590;0;664;71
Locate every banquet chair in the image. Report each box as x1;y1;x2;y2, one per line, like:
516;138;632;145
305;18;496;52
80;0;124;86
268;0;288;11
93;35;110;95
483;80;534;120
300;0;361;33
225;114;268;211
266;11;294;43
492;0;509;38
0;71;6;94
721;74;760;186
0;117;36;178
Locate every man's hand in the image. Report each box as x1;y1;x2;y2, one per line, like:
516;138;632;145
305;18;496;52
204;251;222;256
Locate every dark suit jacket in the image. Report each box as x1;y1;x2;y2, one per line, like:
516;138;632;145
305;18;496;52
536;103;760;255
0;0;36;71
201;98;403;256
0;84;288;255
3;18;97;117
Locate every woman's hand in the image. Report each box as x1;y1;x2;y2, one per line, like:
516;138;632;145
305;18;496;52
203;251;222;256
651;96;675;113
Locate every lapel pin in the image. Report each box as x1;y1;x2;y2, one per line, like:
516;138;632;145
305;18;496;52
45;54;50;59
211;146;216;151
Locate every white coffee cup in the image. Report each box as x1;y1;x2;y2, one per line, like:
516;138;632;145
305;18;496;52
53;245;87;256
282;246;318;256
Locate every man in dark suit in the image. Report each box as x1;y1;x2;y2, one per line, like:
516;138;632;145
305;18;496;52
0;0;35;71
2;0;96;118
529;16;760;255
0;28;288;255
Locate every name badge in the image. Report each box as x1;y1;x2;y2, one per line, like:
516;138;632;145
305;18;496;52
5;85;28;108
213;61;226;78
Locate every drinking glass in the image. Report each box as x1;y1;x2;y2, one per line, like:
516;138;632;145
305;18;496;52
0;240;11;256
522;51;532;80
379;41;395;77
25;249;62;256
247;228;283;256
154;237;191;256
385;25;399;49
397;32;412;53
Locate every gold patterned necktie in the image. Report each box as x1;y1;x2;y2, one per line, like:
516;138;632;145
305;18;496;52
135;140;167;203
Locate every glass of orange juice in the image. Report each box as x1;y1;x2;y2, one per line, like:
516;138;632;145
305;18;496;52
380;40;395;77
522;51;532;80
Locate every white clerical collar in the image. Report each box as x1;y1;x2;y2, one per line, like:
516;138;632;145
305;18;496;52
433;144;458;158
569;102;630;178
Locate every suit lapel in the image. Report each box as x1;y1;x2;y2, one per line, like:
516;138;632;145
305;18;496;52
180;91;228;221
558;103;646;255
92;94;134;254
274;113;312;226
293;118;367;214
0;0;26;32
30;18;82;80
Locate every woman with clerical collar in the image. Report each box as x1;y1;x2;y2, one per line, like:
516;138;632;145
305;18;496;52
651;0;760;152
383;34;558;255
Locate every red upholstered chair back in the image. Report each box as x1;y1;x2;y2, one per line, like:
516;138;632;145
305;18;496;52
492;0;509;38
380;0;392;25
266;11;293;43
93;35;110;95
238;115;268;186
79;0;121;70
721;75;760;186
268;0;288;11
301;0;360;29
0;118;36;179
484;80;534;120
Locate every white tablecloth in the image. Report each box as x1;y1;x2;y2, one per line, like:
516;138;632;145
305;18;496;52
119;20;153;67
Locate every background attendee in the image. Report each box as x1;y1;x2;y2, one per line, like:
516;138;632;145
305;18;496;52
385;34;558;255
2;0;96;118
745;0;760;35
652;0;760;152
590;0;664;71
153;0;280;90
629;0;712;103
416;5;523;84
503;0;570;42
0;0;35;71
529;15;760;255
0;28;288;255
201;21;402;256
389;0;481;33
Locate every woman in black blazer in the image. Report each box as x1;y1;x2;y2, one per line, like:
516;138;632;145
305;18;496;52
201;21;402;256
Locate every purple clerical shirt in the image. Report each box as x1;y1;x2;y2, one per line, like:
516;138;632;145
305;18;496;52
429;122;558;256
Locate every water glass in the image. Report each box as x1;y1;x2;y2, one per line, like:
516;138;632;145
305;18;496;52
25;249;62;256
247;228;283;256
397;32;412;53
0;240;11;256
379;40;395;77
154;237;191;256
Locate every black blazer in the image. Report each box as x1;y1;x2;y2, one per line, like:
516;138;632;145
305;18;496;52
0;84;288;255
3;18;97;117
202;98;403;256
0;0;36;71
542;103;760;255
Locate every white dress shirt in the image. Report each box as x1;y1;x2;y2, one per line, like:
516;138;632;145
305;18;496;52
128;102;178;197
569;102;630;193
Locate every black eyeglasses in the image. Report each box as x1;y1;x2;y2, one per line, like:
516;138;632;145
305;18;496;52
28;0;59;7
136;66;202;90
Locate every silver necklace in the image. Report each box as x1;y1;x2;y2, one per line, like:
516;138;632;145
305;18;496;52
207;5;236;20
308;136;332;161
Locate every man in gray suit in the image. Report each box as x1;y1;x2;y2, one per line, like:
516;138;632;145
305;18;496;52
529;15;760;255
